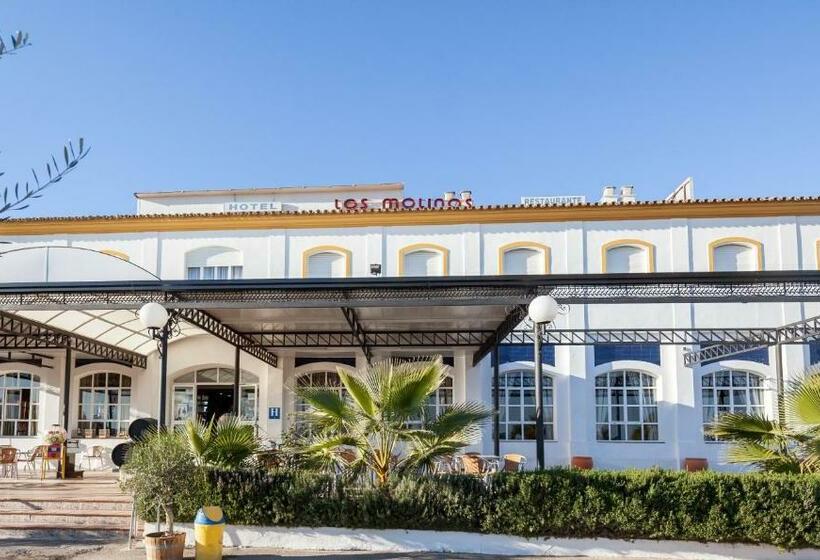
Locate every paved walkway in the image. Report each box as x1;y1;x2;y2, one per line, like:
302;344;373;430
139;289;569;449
0;538;645;560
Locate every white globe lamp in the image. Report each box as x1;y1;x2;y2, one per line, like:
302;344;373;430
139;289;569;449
528;295;559;324
138;302;169;331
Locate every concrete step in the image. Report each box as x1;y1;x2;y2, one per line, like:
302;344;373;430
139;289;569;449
0;510;133;527
0;497;133;512
0;524;133;540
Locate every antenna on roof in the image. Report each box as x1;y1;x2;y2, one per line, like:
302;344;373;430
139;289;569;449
666;177;694;202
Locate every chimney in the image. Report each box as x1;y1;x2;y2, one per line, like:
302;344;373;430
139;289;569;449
619;185;636;203
600;185;617;203
443;191;456;201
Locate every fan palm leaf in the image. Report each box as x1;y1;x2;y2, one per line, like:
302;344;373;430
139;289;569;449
289;356;488;485
707;368;820;473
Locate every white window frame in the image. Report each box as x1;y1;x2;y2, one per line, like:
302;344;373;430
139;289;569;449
595;370;658;441
0;372;40;437
494;368;555;441
701;369;766;441
77;372;132;438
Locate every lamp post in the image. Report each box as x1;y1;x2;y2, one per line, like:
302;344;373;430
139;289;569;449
139;302;170;428
528;295;559;470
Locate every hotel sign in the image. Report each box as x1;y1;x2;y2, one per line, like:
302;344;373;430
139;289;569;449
335;197;474;211
223;201;283;213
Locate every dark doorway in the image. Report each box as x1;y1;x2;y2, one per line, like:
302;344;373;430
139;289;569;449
196;385;234;425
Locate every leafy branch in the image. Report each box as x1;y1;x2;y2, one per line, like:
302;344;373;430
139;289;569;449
1;138;90;220
0;30;30;60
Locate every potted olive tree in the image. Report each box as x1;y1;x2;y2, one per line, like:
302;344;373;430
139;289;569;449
121;429;196;560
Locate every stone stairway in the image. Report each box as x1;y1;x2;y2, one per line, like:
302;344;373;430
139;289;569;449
0;472;140;539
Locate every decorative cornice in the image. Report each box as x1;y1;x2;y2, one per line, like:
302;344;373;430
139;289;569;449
1;197;819;236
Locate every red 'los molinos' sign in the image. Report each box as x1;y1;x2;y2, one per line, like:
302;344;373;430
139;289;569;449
335;197;474;211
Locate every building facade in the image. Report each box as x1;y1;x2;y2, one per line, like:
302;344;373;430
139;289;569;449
1;182;819;470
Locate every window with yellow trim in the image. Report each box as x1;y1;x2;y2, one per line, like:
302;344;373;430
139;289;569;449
501;245;548;275
605;244;651;273
306;251;348;278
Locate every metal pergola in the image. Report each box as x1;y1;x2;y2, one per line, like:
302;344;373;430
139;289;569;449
1;270;819;463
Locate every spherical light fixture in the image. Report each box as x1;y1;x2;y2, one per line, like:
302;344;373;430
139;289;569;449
138;302;169;331
528;295;559;324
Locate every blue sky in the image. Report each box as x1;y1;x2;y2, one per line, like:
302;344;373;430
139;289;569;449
1;1;819;217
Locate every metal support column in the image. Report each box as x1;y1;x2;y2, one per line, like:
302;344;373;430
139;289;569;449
533;322;545;469
492;341;500;457
62;347;72;430
233;345;241;416
775;343;785;424
158;325;169;427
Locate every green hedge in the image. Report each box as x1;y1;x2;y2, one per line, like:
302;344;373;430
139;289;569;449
162;468;820;549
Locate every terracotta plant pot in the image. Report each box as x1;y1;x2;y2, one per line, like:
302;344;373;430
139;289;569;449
571;456;593;470
144;531;186;560
683;457;708;472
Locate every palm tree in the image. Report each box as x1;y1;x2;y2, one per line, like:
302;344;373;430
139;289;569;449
708;366;820;473
293;357;492;486
184;414;261;470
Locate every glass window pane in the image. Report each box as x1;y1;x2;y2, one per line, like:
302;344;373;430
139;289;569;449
702;389;714;405
196;369;219;383
219;369;236;384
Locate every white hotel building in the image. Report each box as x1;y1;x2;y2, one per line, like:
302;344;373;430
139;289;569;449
1;181;819;471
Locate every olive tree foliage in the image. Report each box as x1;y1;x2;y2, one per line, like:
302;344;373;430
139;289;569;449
1;29;89;220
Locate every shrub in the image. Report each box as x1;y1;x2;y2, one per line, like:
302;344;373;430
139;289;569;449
155;467;820;549
122;429;213;533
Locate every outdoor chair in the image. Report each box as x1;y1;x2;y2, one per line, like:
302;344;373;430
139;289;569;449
502;453;527;472
84;445;105;470
432;455;458;475
0;447;17;479
25;445;46;476
460;452;485;475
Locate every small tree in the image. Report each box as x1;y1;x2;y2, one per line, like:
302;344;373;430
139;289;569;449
121;429;198;534
184;414;261;470
294;357;492;486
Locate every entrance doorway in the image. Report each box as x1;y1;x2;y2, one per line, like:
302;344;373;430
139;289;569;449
197;386;234;425
172;367;259;428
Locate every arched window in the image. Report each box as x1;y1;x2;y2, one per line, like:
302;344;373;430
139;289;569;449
602;240;655;273
302;246;351;278
499;243;550;275
494;369;554;440
172;367;258;427
77;372;131;438
185;246;243;280
0;372;40;437
595;370;658;441
702;370;765;441
399;244;449;276
709;238;762;272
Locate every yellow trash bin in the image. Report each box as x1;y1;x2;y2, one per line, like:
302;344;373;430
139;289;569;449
194;506;225;560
